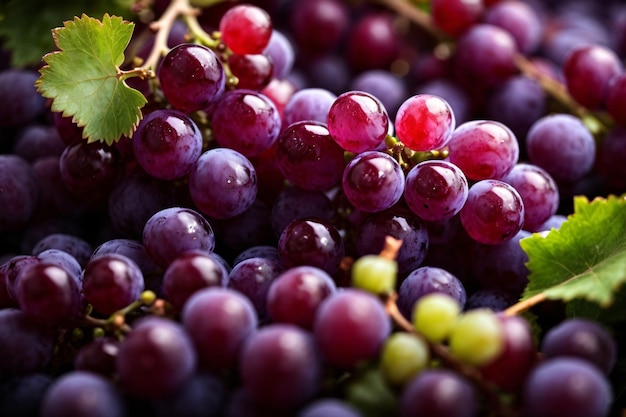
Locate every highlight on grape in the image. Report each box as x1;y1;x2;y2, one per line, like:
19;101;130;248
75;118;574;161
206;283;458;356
0;0;625;416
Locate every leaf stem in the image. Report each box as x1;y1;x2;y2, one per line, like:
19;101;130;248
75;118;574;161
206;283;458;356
503;292;547;317
373;0;448;42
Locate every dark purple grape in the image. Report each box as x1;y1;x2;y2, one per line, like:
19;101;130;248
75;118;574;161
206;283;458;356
484;0;542;54
342;151;405;213
131;109;203;180
189;148;258;219
465;289;517;312
346;12;402;72
228;53;273;91
541;318;617;375
232;245;281;266
40;371;125;417
0;254;40;305
270;186;334;236
0;69;45;128
91;239;162;287
240;324;322;409
31;233;92;267
13;125;66;162
157;43;226;113
0;373;53;417
313;289;391;369
275;121;346;191
0;155;38;231
181;287;258;372
74;337;120;378
289;0;349;56
355;209;429;274
82;253;145;315
526;113;596;183
211;89;281;157
350;70;407;118
15;262;82;326
297;399;363;417
521;357;612;417
432;0;484;38
399;369;477;417
278;218;345;274
460;179;525;245
0;309;55;379
162;250;228;310
116;316;196;398
266;265;337;329
151;373;226;417
142;207;216;269
227;256;284;319
36;249;83;285
397;266;467;319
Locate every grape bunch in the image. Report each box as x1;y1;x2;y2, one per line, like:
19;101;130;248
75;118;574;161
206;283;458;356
0;0;625;416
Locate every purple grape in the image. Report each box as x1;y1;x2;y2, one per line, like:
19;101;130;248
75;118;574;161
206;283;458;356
541;318;617;375
107;172;177;240
59;140;124;200
533;214;568;234
74;337;120;378
270;186;334;236
503;163;559;231
354;208;429;274
521;358;612;417
0;373;53;417
486;75;546;143
232;245;281;266
313;289;391;369
82;253;145;315
432;0;483;38
0;69;45;128
448;120;519;181
239;324;322;410
228;53;274;91
0;309;55;379
297;399;363;417
289;0;349;56
453;24;518;89
465;289;517;312
526;113;596;182
278;218;345;274
13;125;65;162
263;29;295;79
283;87;336;126
15;262;82;326
31;233;92;267
563;44;622;109
275;120;346;191
460;179;525;245
142;207;216;269
0;155;38;231
350;69;407;118
40;371;125;417
91;239;162;284
266;265;337;329
36;249;83;286
211;89;281;157
399;370;477;417
151;373;226;417
397;266;467;319
304;54;351;95
227;256;284;319
484;0;543;54
346;12;402;72
415;79;471;125
342;151;405;213
181;287;258;372
116;316;196;398
162;250;228;310
0;254;41;304
157;43;225;113
189;148;258;219
404;160;469;222
328;90;389;153
132;109;203;180
470;230;531;297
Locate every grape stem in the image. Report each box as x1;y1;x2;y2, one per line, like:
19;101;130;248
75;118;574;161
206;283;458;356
503;292;547;316
384;294;519;417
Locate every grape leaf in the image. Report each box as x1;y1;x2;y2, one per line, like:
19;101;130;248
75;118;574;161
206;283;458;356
35;14;146;145
521;195;626;307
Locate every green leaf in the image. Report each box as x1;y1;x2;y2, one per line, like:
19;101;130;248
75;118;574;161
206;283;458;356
35;14;146;145
0;0;132;68
521;195;626;308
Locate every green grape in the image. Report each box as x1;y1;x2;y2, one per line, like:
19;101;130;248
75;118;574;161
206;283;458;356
411;293;461;343
351;254;397;294
380;332;430;386
449;309;505;366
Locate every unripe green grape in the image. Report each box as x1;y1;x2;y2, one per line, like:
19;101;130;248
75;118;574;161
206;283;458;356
380;332;430;386
412;293;461;343
351;254;397;295
449;309;505;366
